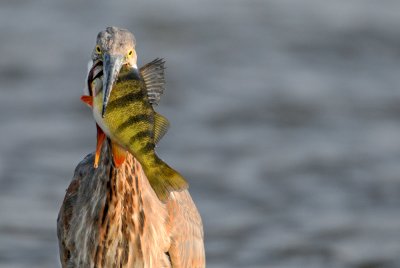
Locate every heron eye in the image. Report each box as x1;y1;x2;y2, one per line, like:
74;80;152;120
128;50;133;56
95;45;101;54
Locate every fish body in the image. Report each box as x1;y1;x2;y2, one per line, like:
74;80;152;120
89;64;187;201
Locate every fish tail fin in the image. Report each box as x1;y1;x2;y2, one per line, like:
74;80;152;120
142;156;188;202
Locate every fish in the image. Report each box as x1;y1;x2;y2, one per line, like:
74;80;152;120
81;58;188;201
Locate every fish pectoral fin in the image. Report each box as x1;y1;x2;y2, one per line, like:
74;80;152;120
154;113;170;144
111;141;127;168
80;95;93;107
94;124;106;168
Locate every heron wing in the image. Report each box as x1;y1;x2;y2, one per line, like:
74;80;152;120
140;58;166;105
57;177;81;268
166;191;206;268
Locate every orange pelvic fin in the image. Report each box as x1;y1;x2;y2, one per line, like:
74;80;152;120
80;95;93;107
94;124;106;168
111;141;127;168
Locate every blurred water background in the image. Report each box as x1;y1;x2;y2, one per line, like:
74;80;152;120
1;0;400;267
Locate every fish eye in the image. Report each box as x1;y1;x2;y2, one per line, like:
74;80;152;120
95;45;102;54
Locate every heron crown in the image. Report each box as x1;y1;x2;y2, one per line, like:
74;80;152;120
92;26;137;67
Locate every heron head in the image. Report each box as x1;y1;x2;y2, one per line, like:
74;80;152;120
92;27;138;117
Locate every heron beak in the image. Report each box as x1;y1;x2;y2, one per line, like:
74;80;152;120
102;53;124;117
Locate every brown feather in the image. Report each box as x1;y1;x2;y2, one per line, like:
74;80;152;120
57;143;205;267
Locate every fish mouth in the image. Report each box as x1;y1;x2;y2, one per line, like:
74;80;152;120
87;60;103;96
102;53;124;117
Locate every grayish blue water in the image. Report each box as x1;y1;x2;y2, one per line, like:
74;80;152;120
1;0;400;267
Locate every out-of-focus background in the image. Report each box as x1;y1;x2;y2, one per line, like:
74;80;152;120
1;0;400;267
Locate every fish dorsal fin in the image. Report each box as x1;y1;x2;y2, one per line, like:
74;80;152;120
140;58;166;105
154;113;170;144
